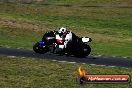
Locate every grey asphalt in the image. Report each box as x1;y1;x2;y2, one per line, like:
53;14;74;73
0;47;132;68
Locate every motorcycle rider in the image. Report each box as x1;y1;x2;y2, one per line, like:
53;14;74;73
58;27;68;39
55;27;72;51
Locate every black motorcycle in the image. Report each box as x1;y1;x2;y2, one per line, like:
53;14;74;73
33;31;92;57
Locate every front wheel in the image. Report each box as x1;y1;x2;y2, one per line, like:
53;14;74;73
33;42;49;54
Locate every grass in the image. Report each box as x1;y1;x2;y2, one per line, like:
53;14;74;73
0;55;132;88
42;0;131;6
1;0;131;6
0;3;132;57
0;25;38;48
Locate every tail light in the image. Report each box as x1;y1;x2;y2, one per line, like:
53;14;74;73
56;40;64;44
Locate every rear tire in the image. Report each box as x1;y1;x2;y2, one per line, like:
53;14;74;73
75;44;91;57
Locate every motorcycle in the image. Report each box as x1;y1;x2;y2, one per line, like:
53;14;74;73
33;31;92;57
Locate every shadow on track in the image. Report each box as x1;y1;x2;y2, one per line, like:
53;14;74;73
0;47;132;68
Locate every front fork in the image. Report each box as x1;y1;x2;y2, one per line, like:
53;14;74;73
51;43;57;53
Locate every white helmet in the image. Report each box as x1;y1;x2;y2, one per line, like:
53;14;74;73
58;27;67;33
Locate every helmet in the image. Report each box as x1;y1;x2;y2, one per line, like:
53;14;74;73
58;27;67;34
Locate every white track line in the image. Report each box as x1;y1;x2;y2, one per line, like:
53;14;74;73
98;55;102;57
109;66;116;67
112;56;116;58
21;57;26;58
67;62;76;64
5;55;130;69
90;64;96;65
52;60;57;61
82;63;86;64
7;56;16;58
123;57;128;58
58;61;67;63
17;48;21;49
98;65;106;67
5;46;11;48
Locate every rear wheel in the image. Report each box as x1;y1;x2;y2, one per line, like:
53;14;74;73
75;44;91;57
33;42;49;54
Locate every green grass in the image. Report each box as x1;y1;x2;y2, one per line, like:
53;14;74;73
41;0;132;6
42;0;131;5
0;55;132;88
1;0;131;6
0;25;39;48
0;3;132;57
0;3;131;30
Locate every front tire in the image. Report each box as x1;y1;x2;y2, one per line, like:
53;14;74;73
33;42;48;54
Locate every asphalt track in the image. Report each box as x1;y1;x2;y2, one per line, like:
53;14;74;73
0;47;132;68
